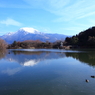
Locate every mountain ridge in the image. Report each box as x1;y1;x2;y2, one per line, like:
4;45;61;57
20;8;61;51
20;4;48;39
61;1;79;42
0;27;68;44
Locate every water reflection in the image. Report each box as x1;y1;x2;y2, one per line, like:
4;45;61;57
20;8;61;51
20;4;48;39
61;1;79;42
1;49;95;95
0;49;7;59
65;52;95;67
2;67;21;75
5;50;66;66
4;49;95;67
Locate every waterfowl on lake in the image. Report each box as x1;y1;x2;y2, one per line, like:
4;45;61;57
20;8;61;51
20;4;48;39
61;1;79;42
86;79;89;83
91;76;95;78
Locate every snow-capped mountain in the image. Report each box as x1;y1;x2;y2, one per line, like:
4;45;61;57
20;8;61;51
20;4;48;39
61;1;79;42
19;27;42;34
0;27;68;44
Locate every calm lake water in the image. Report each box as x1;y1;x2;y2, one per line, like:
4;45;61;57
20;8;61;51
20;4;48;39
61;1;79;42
0;49;95;95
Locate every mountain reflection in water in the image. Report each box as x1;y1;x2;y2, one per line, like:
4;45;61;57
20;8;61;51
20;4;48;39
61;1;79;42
5;50;66;66
1;49;95;95
3;49;95;67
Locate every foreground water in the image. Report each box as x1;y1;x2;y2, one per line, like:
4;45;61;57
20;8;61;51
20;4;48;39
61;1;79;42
0;49;95;95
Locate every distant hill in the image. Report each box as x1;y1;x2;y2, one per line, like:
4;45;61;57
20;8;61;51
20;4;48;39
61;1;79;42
65;26;95;47
0;27;67;44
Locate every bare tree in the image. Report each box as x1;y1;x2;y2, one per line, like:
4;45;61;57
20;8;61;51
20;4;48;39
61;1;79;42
0;39;7;50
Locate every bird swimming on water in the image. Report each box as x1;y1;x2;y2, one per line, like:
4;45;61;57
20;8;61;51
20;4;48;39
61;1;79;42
85;79;89;83
91;76;95;78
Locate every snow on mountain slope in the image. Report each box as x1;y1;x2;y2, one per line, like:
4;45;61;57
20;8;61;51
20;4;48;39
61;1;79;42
19;27;41;34
0;27;68;44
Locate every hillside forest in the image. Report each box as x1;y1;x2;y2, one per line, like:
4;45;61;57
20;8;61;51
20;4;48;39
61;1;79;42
64;26;95;48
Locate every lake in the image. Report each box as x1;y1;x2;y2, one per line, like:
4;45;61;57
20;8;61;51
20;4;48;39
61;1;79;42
0;49;95;95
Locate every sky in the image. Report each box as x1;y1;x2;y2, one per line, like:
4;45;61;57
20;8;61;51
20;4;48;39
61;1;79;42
0;0;95;36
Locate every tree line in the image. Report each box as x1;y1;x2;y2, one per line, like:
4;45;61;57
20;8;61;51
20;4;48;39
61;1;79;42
64;26;95;48
7;40;62;49
0;38;63;49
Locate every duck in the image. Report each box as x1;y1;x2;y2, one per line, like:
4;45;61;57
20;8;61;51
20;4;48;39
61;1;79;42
85;79;89;83
91;76;95;78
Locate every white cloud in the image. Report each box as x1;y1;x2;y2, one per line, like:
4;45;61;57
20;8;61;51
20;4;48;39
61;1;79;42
2;67;21;75
1;0;95;22
56;0;95;21
0;0;95;35
77;12;95;19
0;18;23;26
24;0;95;22
23;60;39;66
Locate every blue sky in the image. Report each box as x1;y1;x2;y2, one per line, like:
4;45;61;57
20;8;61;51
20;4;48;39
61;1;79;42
0;0;95;36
